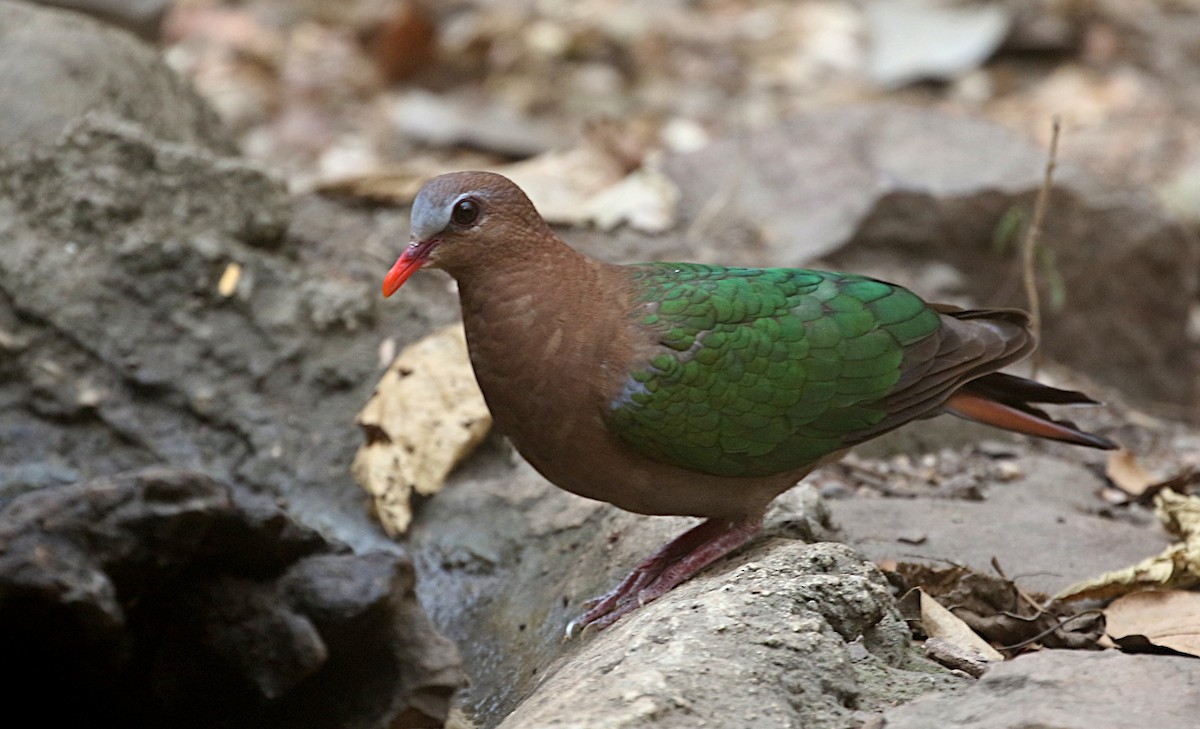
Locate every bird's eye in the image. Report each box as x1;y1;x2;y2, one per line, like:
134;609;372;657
451;198;480;226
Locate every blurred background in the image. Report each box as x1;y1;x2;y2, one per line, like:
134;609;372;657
149;0;1200;198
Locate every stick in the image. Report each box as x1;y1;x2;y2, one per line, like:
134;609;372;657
1022;117;1061;377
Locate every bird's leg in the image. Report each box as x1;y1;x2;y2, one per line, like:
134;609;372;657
566;515;763;637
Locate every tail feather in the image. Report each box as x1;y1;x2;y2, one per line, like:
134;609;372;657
945;373;1117;450
959;371;1101;406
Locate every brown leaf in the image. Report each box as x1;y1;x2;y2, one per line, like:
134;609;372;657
351;324;492;536
1134;467;1200;507
1105;590;1200;657
1106;449;1156;496
919;589;1005;662
885;562;1102;651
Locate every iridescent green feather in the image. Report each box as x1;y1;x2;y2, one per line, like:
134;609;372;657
609;263;943;477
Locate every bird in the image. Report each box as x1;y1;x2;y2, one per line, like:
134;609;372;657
381;170;1117;635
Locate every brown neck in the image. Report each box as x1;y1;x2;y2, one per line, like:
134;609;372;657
452;231;600;326
451;234;634;451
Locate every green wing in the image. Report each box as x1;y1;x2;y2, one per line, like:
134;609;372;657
609;263;943;477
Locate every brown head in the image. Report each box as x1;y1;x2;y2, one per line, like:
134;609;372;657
382;171;553;296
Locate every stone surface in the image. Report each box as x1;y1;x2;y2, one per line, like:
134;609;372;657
0;0;444;552
498;540;956;729
0;0;227;154
0;468;464;728
829;454;1171;597
27;0;173;39
864;0;1012;88
0;8;465;726
880;649;1200;728
406;452;966;729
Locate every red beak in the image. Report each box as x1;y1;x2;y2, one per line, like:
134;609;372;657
382;240;437;297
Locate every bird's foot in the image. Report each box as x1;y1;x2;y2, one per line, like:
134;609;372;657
565;515;763;638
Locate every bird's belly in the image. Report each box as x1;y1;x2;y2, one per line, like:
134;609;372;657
489;391;801;520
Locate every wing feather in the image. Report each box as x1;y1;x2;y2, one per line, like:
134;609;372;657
609;264;1032;477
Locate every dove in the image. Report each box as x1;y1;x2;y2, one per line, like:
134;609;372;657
382;171;1115;633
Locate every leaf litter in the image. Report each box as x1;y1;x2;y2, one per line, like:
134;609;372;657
885;558;1107;671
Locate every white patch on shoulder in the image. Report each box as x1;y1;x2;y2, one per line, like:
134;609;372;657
611;376;650;410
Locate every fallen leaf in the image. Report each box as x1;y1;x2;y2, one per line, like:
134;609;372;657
1105;590;1200;657
1134;467;1200;507
316;136;679;234
351;324;492;536
1057;490;1200;601
919;589;1005;662
497;144;631;226
578;164;679;234
1106;449;1156;496
886;562;1103;652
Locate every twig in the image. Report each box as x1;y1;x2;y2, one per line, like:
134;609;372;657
989;556;1047;616
994;609;1104;652
1022;117;1061;377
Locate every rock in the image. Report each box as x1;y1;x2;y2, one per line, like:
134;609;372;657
405;454;965;728
0;9;468;724
388;89;568;159
0;0;229;154
25;0;173;40
0;468;465;728
498;540;956;729
829;455;1171;597
880;649;1200;728
0;0;446;554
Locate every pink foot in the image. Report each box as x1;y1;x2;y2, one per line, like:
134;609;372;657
565;515;763;637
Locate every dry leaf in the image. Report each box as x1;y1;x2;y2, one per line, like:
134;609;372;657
1158;488;1200;537
316;140;679;234
580;165;679;234
351;324;492;536
1106;449;1156;496
1057;490;1200;601
919;589;1005;662
1105;589;1200;657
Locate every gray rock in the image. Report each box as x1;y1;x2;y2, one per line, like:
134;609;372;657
0;468;465;728
880;649;1200;728
0;1;447;554
26;0;172;40
0;10;467;724
829;454;1170;597
0;0;229;156
405;457;965;728
499;540;957;729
